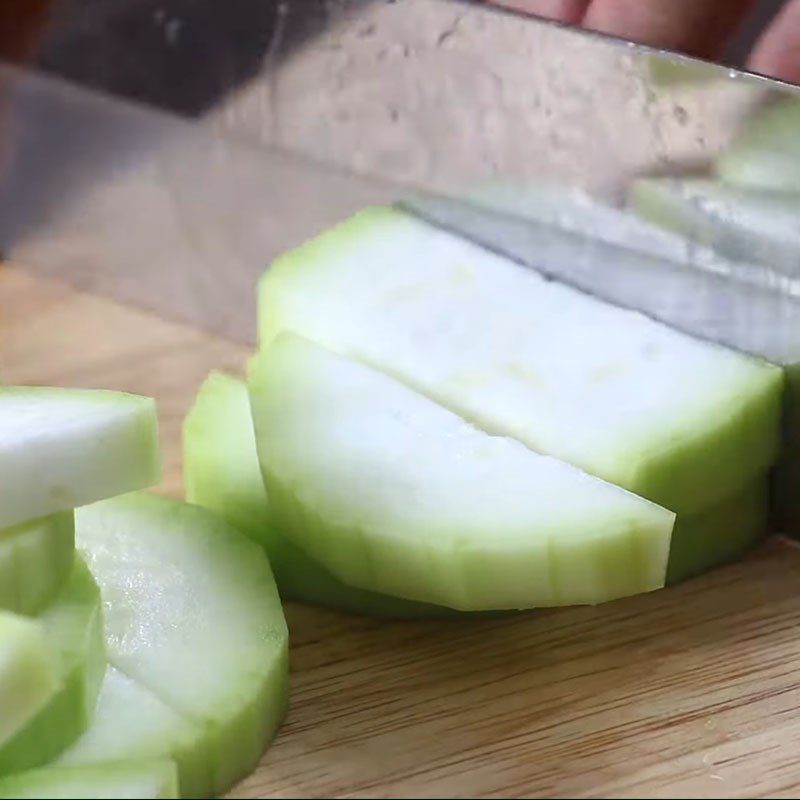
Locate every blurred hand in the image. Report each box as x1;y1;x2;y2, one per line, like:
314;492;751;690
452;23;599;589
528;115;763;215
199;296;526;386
492;0;800;85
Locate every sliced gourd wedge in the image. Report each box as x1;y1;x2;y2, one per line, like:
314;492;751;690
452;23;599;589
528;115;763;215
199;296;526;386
0;557;105;775
631;178;800;276
60;667;211;799
258;207;783;516
0;513;74;616
0;612;56;749
717;100;800;190
187;372;770;590
184;371;460;618
76;493;289;796
248;334;675;611
0;761;178;799
0;387;160;529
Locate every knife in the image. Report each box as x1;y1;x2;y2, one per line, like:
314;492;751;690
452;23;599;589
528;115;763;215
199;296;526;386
0;0;798;363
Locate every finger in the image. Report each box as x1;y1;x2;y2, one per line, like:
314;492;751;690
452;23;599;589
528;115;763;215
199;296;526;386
749;0;800;84
491;0;590;25
582;0;756;60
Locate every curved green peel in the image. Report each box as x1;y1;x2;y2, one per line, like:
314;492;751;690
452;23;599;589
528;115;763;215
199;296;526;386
258;206;783;515
184;371;462;618
187;372;771;595
0;761;178;799
76;493;289;797
0;612;57;749
0;387;161;530
667;478;768;584
248;335;674;611
0;513;74;616
0;557;105;775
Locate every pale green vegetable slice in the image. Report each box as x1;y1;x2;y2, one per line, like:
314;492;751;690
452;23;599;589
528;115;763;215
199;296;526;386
631;178;800;276
184;371;460;617
0;761;178;799
0;612;56;748
258;206;783;515
0;513;74;616
248;334;674;611
0;387;161;529
60;667;211;799
717;100;800;190
186;372;771;589
76;493;289;796
0;557;104;775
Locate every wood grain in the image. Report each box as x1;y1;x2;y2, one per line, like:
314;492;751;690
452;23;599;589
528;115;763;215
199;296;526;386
5;264;800;799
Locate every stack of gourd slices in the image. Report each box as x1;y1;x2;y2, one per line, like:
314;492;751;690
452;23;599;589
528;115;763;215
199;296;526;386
0;388;288;799
629;99;800;532
185;205;784;616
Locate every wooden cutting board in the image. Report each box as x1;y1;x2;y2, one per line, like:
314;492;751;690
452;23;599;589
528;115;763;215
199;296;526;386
5;264;800;799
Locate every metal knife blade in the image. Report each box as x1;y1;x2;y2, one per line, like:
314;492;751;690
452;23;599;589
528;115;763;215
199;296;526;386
0;0;799;366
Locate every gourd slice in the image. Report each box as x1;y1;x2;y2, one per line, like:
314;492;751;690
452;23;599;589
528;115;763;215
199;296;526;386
248;334;674;611
258;206;782;515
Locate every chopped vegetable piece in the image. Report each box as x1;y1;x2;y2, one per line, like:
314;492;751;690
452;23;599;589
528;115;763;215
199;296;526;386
77;493;289;796
0;513;74;616
188;371;772;588
667;477;768;584
59;667;211;799
259;206;783;515
0;387;160;529
248;334;674;611
0;612;56;749
184;371;462;617
0;557;105;775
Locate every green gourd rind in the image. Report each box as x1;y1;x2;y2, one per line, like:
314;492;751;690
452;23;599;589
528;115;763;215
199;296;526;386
0;612;57;749
0;556;105;774
188;372;770;592
76;493;289;796
0;513;74;616
0;760;179;799
258;206;783;516
666;477;769;584
0;387;161;530
184;371;462;618
248;334;675;611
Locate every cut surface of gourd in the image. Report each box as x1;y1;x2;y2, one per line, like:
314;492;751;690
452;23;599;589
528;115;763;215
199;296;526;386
0;612;57;749
248;334;675;611
717;100;800;190
631;178;800;276
76;493;289;796
185;371;462;618
0;557;105;775
0;761;178;799
60;667;211;799
258;207;783;515
0;387;161;529
0;513;74;616
188;372;769;592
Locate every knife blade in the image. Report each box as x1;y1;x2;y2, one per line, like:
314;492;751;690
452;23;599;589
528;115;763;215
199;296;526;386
0;0;798;360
